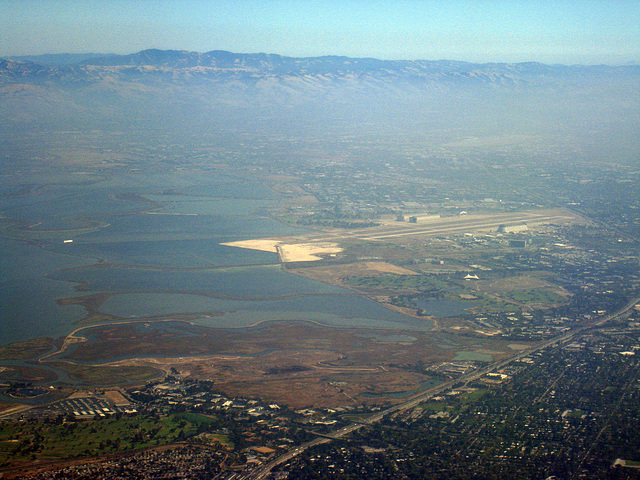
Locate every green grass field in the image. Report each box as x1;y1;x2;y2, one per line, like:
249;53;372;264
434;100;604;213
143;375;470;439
0;412;222;470
346;273;567;316
500;289;567;305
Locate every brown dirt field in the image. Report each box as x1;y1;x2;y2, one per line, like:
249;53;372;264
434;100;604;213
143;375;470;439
104;390;131;405
53;320;517;408
290;261;418;286
110;351;431;408
278;242;343;262
220;239;343;262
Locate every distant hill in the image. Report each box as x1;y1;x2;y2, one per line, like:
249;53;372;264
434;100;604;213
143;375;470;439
1;49;639;149
2;48;639;88
7;53;118;66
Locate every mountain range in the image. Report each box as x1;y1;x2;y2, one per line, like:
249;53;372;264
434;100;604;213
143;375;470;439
3;49;639;88
2;49;639;154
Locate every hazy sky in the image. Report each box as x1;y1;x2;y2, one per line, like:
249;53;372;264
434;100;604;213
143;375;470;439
2;0;639;64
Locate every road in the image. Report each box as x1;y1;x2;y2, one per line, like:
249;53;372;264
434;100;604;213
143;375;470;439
244;295;640;479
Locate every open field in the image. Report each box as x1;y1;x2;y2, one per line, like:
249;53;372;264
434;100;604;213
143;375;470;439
45;362;163;386
295;261;419;284
41;320;524;408
222;239;343;262
0;411;218;474
219;238;282;253
277;242;343;262
454;274;572;309
293;265;571;320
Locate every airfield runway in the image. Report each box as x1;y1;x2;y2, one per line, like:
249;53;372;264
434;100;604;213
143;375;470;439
305;210;575;243
223;210;577;263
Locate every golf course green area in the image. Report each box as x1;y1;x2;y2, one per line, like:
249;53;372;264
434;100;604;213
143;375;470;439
0;411;227;470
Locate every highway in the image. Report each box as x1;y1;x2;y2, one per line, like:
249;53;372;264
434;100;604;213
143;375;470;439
244;295;640;479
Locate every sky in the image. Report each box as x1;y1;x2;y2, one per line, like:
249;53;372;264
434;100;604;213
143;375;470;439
1;0;639;64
